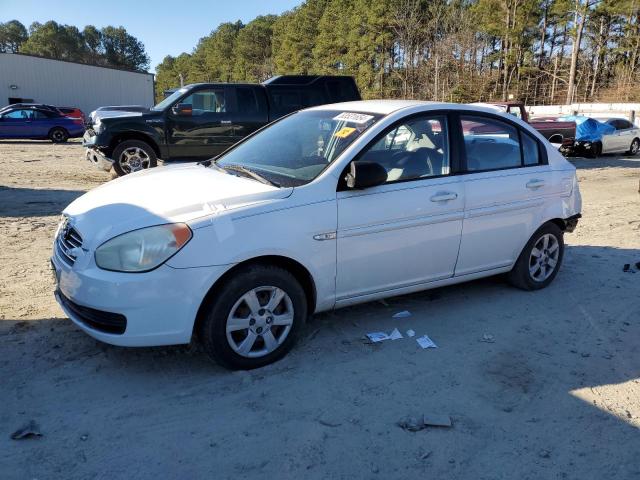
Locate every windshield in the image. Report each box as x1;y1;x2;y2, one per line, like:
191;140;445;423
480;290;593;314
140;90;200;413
152;88;188;111
215;109;381;187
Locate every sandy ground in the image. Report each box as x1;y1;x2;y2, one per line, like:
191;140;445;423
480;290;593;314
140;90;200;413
1;140;639;479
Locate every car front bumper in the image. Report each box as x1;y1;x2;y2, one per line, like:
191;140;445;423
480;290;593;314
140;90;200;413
84;147;114;172
83;130;114;171
51;247;230;347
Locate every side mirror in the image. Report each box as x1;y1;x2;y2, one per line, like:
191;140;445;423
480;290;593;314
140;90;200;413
345;161;387;189
171;103;192;116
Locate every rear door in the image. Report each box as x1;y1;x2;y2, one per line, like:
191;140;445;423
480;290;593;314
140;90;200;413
454;113;553;276
166;86;236;160
230;86;269;142
31;109;54;137
613;119;635;152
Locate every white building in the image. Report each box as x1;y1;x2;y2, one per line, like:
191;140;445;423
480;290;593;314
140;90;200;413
0;53;155;113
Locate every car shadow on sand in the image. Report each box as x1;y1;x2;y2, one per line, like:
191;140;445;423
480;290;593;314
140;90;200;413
570;155;640;170
0;185;86;217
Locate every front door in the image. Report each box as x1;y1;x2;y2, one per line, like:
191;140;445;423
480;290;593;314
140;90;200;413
166;87;236;160
0;109;33;138
455;114;552;276
335;114;464;301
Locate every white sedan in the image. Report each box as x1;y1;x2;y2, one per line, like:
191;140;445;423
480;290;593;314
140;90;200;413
52;101;582;369
600;118;640;155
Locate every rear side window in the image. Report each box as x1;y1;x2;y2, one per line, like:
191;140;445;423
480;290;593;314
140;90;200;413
236;87;258;114
461;116;521;171
460;115;544;171
522;131;541;166
325;79;359;102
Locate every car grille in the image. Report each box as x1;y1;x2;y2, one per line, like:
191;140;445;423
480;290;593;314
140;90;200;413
56;221;83;266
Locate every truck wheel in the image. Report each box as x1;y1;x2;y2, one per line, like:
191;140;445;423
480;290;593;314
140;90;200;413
198;264;307;370
627;138;640;156
49;127;68;143
112;140;157;176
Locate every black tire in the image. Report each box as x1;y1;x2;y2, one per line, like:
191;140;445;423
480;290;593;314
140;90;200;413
627;138;640;156
586;141;601;158
49;127;68;143
112;140;157;176
198;264;307;370
508;222;564;291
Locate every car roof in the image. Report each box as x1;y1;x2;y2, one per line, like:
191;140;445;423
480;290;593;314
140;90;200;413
307;99;503;116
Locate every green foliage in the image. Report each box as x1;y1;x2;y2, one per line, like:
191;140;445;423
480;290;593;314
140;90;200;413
0;20;28;53
154;0;640;104
3;19;149;71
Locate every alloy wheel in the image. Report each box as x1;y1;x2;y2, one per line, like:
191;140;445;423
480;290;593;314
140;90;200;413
528;233;560;282
225;286;294;358
118;147;150;173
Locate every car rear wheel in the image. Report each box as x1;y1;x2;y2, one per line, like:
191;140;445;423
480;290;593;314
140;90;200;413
508;223;564;291
198;265;307;370
627;138;639;156
49;127;68;143
112;140;157;176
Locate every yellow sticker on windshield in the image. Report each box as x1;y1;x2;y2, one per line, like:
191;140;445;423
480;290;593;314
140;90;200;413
334;127;356;138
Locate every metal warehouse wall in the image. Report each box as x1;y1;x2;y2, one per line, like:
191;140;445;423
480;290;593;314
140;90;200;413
0;53;155;114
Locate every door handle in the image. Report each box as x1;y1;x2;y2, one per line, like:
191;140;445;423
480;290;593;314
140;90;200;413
220;120;232;125
430;192;458;202
526;179;545;189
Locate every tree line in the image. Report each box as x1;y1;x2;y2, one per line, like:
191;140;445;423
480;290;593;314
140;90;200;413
155;0;640;105
0;20;150;71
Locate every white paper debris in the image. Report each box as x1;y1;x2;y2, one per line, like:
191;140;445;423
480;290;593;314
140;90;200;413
393;310;411;319
389;328;403;340
416;335;437;349
333;112;375;124
366;332;390;343
406;329;416;337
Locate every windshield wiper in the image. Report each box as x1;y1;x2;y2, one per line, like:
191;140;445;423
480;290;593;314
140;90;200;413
220;164;280;187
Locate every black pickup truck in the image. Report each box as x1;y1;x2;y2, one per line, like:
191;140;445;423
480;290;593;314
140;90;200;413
84;75;361;175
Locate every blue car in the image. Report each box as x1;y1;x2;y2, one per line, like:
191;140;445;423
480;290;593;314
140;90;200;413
0;106;85;143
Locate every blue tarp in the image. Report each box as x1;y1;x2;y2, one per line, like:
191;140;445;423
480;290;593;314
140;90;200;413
558;115;615;142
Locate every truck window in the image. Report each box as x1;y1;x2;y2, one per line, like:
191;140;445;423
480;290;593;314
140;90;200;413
180;89;226;115
236;87;259;114
326;79;359;102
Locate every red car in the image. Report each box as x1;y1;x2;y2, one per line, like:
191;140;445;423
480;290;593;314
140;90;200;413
57;107;86;123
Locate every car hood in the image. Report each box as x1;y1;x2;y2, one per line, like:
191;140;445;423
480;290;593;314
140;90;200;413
63;164;292;248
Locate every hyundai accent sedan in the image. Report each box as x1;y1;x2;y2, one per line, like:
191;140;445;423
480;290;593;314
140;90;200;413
52;100;582;369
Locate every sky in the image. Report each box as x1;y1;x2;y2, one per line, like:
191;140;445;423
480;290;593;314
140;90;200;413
0;0;303;72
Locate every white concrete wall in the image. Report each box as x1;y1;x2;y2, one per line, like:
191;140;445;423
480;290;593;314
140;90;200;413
0;53;155;114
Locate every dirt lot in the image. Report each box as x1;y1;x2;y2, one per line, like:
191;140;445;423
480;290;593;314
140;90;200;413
1;140;639;479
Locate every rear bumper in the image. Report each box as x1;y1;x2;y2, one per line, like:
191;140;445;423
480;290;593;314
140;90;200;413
564;213;581;233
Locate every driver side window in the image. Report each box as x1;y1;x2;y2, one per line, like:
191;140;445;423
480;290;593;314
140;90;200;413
360;116;449;183
180;89;226;115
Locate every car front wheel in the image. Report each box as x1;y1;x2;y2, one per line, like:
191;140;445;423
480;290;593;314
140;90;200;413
198;265;307;369
628;138;640;156
112;140;157;176
508;223;564;291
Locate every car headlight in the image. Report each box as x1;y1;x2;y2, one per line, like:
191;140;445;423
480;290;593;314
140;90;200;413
93;119;103;134
95;223;192;272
